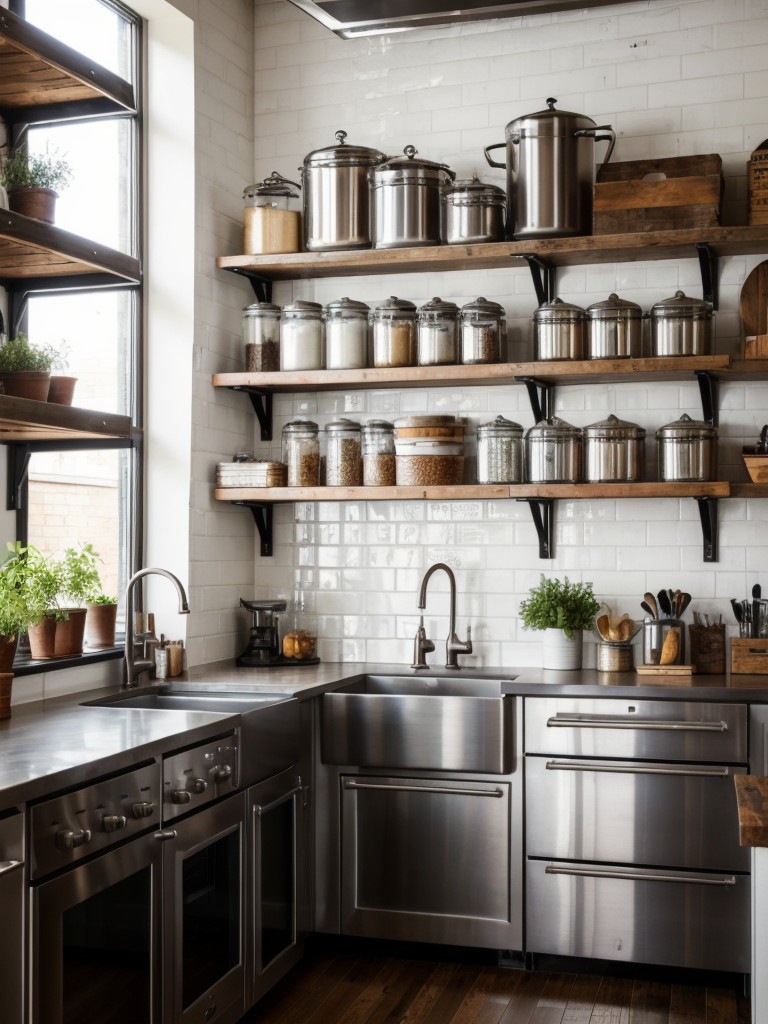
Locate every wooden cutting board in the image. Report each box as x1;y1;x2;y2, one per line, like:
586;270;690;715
740;259;768;357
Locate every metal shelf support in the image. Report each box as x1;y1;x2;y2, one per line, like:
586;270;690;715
228;387;273;441
518;497;554;559
517;377;554;423
522;254;555;306
695;370;718;427
228;268;273;304
235;502;274;556
695;242;718;309
694;496;718;562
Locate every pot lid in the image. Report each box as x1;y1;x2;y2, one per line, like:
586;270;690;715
525;415;582;439
460;296;505;318
478;415;523;436
303;129;386;168
417;296;460;318
650;290;713;317
326;417;361;433
371;145;455;184
324;296;370;318
362;419;394;433
586;292;643;319
442;174;506;202
394;415;462;429
243;301;281;316
506;97;597;139
655;412;718;438
372;295;417;319
243;170;300;199
533;297;587;320
281;299;323;316
583;413;646;439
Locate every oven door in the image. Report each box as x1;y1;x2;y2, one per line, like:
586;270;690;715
0;810;25;1024
32;831;162;1024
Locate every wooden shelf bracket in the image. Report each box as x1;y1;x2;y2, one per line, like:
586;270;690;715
517;377;554;423
518;497;554;559
521;254;555;306
694;495;718;562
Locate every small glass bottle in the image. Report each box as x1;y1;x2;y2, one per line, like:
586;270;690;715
242;302;281;372
459;297;505;364
324;297;369;369
280;301;324;371
325;419;362;486
281;420;320;486
362;420;396;486
417;296;459;365
476;415;524;483
371;296;417;368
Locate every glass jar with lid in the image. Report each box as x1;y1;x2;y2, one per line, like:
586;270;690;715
280;300;324;371
417;296;459;366
242;171;301;255
281;420;320;486
325;419;362;486
362;420;395;486
242;301;281;372
459;297;505;364
324;297;369;369
477;415;524;483
371;296;417;368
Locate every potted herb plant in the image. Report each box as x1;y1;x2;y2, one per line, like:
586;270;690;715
519;574;601;670
0;332;55;402
47;341;77;406
0;542;52;717
0;146;72;224
53;544;104;657
85;593;119;650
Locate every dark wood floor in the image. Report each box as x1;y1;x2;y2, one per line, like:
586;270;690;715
243;942;751;1024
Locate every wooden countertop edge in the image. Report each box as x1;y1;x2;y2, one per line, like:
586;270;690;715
734;774;768;847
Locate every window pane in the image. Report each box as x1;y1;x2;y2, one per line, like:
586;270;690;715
22;0;135;82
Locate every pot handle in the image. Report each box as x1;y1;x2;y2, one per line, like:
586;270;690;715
574;125;616;167
483;143;507;169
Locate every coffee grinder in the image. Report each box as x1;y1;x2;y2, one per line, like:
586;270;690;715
237;598;286;667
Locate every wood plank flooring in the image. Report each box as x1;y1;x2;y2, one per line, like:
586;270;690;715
242;943;750;1024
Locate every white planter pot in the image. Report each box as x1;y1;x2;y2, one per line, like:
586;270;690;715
542;627;583;670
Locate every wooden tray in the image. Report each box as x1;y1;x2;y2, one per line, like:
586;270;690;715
636;664;695;675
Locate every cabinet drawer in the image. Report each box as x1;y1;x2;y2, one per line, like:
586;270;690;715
524;697;747;763
526;858;750;973
526;755;749;871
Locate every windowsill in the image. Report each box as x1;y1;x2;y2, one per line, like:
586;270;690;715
12;646;124;677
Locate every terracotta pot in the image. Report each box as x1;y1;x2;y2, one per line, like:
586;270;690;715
54;609;87;658
8;186;58;224
28;614;57;660
47;375;77;405
0;672;14;720
0;370;51;401
0;634;18;673
85;603;118;649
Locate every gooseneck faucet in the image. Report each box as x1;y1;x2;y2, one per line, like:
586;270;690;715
416;562;473;670
124;567;190;688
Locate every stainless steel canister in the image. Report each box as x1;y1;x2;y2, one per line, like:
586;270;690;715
650;290;714;356
656;413;718;482
440;175;506;244
533;298;586;360
524;416;582;482
583;413;646;482
477;415;524;483
301;130;385;252
586;292;643;358
370;145;455;249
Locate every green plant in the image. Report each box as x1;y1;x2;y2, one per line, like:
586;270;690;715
89;593;118;607
0;333;55;373
0;542;59;633
57;544;103;609
0;146;72;193
519;575;601;639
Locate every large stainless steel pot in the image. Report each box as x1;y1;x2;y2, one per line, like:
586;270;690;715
370;145;455;249
484;97;615;239
441;175;506;244
584;413;645;482
656;413;718;482
533;297;586;360
650;290;714;356
586;292;644;358
301;130;385;252
525;416;582;482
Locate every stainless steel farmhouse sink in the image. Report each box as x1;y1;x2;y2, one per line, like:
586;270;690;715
84;688;293;713
321;673;516;774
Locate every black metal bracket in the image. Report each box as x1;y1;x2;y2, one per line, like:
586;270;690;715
234;502;274;556
695;242;718;310
516;377;553;423
695;496;718;563
228;268;273;304
521;254;555;306
7;444;31;511
235;388;273;441
695;370;718;428
518;497;554;559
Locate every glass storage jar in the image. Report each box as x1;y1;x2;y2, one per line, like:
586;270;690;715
324;297;369;369
417;296;459;365
371;296;417;368
459;297;505;364
362;419;396;486
242;301;281;372
242;171;301;255
281;420;320;486
280;300;324;370
476;415;524;483
325;418;362;486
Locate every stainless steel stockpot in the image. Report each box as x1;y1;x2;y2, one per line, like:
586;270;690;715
440;175;506;244
525;416;582;483
656;413;718;482
583;413;646;482
533;297;587;360
370;145;455;249
650;290;714;356
586;293;644;359
301;130;385;252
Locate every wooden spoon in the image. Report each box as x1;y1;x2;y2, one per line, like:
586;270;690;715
596;614;611;641
618;618;633;642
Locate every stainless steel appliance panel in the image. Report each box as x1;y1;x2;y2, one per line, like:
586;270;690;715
524;697;747;763
162;733;238;821
526;858;750;973
526;755;749;871
0;810;24;1024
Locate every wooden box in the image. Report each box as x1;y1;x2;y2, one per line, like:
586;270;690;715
593;154;723;235
689;624;726;674
743;453;768;483
731;638;768;675
748;140;768;226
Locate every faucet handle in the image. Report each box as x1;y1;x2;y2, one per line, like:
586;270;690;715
411;617;435;670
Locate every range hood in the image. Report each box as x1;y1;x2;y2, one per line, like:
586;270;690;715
286;0;638;38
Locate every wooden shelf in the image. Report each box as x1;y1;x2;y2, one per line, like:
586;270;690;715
731;483;768;498
0;395;133;443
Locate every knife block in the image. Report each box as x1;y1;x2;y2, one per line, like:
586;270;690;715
731;638;768;674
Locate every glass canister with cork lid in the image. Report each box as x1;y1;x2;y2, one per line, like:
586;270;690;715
242;301;280;372
325;418;363;486
362;419;396;486
242;171;301;255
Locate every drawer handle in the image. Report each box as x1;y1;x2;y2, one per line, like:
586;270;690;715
544;760;731;778
344;780;504;798
0;859;22;878
546;714;728;733
544;864;737;886
255;783;302;817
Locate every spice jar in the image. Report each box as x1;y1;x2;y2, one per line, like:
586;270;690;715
242;171;301;255
362;420;396;486
371;296;417;368
477;415;524;483
324;297;369;369
325;418;362;486
459;297;505;364
242;302;281;372
417;296;459;365
280;300;324;370
281;420;320;486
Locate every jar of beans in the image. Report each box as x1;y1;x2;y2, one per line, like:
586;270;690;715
325;419;362;486
282;420;320;486
417;296;459;365
324;297;369;369
362;420;396;486
280;300;324;370
243;302;281;372
371;296;417;368
459;297;505;364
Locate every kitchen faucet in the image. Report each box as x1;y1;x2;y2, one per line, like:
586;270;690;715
415;562;473;669
124;567;190;688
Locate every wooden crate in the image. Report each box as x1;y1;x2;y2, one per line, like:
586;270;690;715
748;140;768;226
593;155;723;234
731;638;768;675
